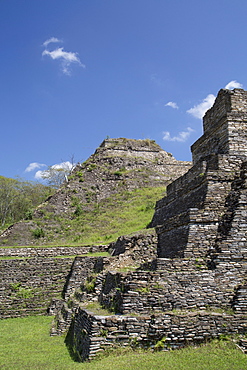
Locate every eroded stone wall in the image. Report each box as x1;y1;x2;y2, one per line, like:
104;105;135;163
0;257;73;318
0;245;107;258
99;263;246;315
0;255;106;318
69;308;247;361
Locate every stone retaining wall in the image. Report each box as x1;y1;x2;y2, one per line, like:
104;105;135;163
0;256;106;318
63;256;106;300
0;244;107;258
99;264;247;315
69;308;247;361
0;257;73;318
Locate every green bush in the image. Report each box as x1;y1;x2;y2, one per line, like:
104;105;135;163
32;227;45;238
10;283;34;299
74;204;83;217
9;282;21;291
154;336;167;351
137;286;150;294
84;277;96;292
87;164;96;172
25;209;33;220
114;167;127;177
16;287;34;299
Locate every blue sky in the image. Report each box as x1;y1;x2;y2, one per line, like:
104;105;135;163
1;0;246;182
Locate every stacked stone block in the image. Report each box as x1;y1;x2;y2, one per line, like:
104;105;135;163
151;89;247;261
98;264;246;315
0;257;74;318
0;254;106;319
69;308;247;362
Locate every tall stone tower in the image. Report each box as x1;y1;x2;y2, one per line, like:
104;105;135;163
151;89;247;267
192;88;247;163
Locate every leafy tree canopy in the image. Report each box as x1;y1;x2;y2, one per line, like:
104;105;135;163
0;176;54;229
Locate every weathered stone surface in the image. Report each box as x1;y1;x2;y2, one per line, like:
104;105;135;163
68;308;247;361
0;255;106;319
0;245;107;258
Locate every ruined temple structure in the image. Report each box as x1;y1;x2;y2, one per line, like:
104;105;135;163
151;88;247;266
50;89;246;361
1;89;247;361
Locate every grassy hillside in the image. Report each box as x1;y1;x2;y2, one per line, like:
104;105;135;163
0;316;246;370
1;186;166;247
44;186;167;245
1;138;191;246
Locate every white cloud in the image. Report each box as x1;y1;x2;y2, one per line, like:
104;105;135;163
34;170;45;180
43;37;62;48
34;161;74;180
42;38;85;75
165;101;179;109
25;162;46;173
51;161;74;171
187;94;216;119
42;48;81;63
163;127;194;142
225;80;243;90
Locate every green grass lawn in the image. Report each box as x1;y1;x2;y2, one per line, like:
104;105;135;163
0;316;246;370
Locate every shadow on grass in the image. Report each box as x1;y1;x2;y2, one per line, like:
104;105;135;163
64;319;81;362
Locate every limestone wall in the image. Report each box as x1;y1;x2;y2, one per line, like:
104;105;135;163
63;256;105;300
151;156;247;259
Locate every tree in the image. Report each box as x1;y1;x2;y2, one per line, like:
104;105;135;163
40;161;74;188
0;176;53;229
0;177;19;227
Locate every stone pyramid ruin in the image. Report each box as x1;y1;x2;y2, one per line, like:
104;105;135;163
151;88;247;266
1;88;247;362
51;88;247;361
